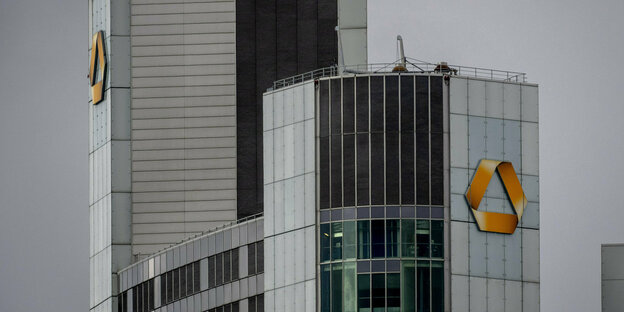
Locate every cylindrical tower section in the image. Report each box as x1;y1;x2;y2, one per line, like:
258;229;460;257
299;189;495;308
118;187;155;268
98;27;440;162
317;74;446;312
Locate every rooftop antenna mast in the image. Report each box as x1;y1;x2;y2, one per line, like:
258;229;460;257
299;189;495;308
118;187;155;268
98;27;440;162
392;35;408;72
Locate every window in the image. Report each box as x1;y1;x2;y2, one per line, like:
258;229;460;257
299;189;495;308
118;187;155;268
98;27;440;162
248;243;256;275
332;264;343;312
216;253;223;285
371;274;385;312
371;220;385;258
417;261;430;312
343;221;357;260
401;220;415;257
431;261;444;312
224;250;231;283
232;248;239;280
416;220;430;258
332;222;343;261
208;256;216;288
357;274;371;312
321;223;331;262
321;264;331;312
402;261;416;312
356;133;369;206
344;134;356;207
431;221;444;259
386;220;400;258
387;273;400;312
370;133;384;205
357;220;370;259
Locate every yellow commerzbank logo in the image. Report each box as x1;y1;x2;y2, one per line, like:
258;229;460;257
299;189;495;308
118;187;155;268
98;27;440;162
465;159;527;234
89;31;106;105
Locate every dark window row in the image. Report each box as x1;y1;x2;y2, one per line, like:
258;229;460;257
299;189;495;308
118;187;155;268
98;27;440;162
248;241;264;275
161;261;201;306
320;260;443;312
319;75;444;209
247;294;265;312
118;278;154;312
320;206;444;222
320;219;443;262
209;249;239;289
207;301;240;312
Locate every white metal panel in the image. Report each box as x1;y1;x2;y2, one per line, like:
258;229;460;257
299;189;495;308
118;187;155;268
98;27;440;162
274;181;285;234
294;122;305;175
264;93;275;130
284;233;295;286
111;193;131;244
451;167;469;195
521;202;539;229
274;90;284;128
265;183;274;236
274;235;285;288
451;274;469;312
487;278;505;312
450;114;468;168
485;81;504;119
304;119;315;173
468;116;486;170
485;117;504;161
304;173;316;227
284;286;295;312
284;179;295;231
339;29;368;68
503;119;522;170
274;127;285;181
503;83;521;121
469;224;487;277
451;193;470;222
486;233;505;279
468;79;486;117
264;131;274;184
451;221;469;275
293;85;305;123
110;88;131;140
522;282;539;312
338;0;366;28
295;282;305;312
521;86;539;123
504;228;522;281
265;290;275;312
522;175;539;203
284;88;294;126
505;280;522;312
304;81;315;120
274;287;285;312
284;124;295;179
521;122;539;176
522;229;540;282
305;226;316;280
295;229;306;283
450;77;468;115
294;175;305;229
469;276;487;312
305;279;316;312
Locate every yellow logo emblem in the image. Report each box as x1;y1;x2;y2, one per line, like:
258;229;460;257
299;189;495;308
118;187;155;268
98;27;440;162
89;31;106;104
465;159;527;234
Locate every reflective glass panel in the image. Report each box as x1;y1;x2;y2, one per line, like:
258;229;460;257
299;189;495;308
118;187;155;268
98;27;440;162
321;264;331;312
332;263;343;312
417;261;430;312
431;221;444;259
431;261;444;312
402;261;416;312
371;220;385;258
401;219;415;257
416;220;430;258
387;273;401;312
358;274;371;312
386;220;400;258
321;223;331;262
343;262;357;312
344;221;357;260
371;274;385;312
357;221;370;259
332;222;343;261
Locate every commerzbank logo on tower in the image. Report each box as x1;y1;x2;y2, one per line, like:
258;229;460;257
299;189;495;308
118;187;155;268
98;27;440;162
89;31;106;105
465;159;528;234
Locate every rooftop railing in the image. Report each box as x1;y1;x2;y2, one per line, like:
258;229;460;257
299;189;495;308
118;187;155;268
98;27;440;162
271;60;527;91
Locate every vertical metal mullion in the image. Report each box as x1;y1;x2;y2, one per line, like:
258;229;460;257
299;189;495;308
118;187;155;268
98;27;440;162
368;76;372;206
354;76;358;207
329;79;332;209
341;78;344;208
398;74;402;205
383;75;387;206
428;76;432;206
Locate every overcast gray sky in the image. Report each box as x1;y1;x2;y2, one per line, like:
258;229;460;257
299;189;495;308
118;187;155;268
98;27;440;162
1;0;623;311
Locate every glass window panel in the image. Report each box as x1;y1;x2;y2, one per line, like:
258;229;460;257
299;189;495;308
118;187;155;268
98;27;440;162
416;220;430;258
232;249;239;280
430;132;443;205
186;263;193;295
332;222;343;261
417;261;430;312
331;79;342;135
321;223;331;262
331;135;343;208
370;133;385;205
386;206;400;218
430;76;443;134
322;264;331;312
357;220;370;259
370;76;384;132
258;294;265;312
385;76;399;132
224;251;231;283
371;220;385;258
224;304;231;312
401;131;415;205
416;132;430;205
232;301;239;312
358;274;371;312
257;241;264;273
344;77;355;133
166;270;173;303
431;221;444;259
356;77;369;133
343;262;357;312
173;268;180;300
216;253;223;285
357;133;369;206
387;273;401;312
386;220;400;258
385;132;399;204
431;261;444;312
209;255;216;288
249;296;257;312
248;243;256;275
132;283;138;312
357;261;371;273
401;220;415;257
371;274;385;312
143;282;149;312
320;136;330;209
371;260;385;272
415;76;429;133
320;80;330;137
402;261;416;312
400;75;414;132
179;266;186;297
344;134;356;207
332;263;343;312
344;221;357;260
160;272;167;305
194;261;200;292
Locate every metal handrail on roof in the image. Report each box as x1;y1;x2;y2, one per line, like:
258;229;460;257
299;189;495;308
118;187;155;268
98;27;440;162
271;61;527;91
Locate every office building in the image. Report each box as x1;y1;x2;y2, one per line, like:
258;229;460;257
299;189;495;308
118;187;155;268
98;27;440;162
89;0;538;311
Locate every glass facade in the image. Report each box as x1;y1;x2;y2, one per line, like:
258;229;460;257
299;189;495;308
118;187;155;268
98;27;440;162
318;74;446;312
